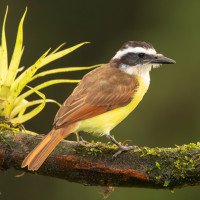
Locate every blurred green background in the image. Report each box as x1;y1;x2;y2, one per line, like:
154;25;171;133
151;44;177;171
0;0;200;199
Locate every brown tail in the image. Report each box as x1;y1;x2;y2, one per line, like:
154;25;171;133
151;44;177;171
21;124;77;171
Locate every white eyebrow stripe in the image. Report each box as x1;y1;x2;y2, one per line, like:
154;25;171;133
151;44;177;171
113;47;157;59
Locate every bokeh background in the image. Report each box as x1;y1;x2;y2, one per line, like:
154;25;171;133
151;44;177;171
0;0;200;199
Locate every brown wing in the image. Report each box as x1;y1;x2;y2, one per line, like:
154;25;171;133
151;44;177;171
54;64;139;128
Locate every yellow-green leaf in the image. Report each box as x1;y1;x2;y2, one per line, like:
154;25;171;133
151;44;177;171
0;7;8;85
11;98;60;119
3;49;50;117
10;49;50;100
39;42;89;68
5;8;27;86
10;86;46;124
50;43;66;55
16;99;27;118
31;64;100;81
14;79;80;107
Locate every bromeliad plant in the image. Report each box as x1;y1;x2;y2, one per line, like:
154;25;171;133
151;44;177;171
0;7;98;125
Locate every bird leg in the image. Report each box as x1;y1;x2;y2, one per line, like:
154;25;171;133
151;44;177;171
105;135;138;158
75;132;87;145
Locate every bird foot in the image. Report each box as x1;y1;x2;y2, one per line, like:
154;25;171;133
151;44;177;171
76;132;88;146
77;139;88;146
105;134;138;158
77;135;88;146
112;145;138;158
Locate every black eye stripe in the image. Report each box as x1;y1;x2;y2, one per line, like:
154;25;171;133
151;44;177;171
114;52;149;67
138;53;145;58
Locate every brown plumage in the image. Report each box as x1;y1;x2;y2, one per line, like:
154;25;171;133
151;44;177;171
21;64;139;171
54;64;138;128
21;123;79;170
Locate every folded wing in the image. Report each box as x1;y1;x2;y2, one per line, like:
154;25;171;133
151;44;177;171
54;64;139;128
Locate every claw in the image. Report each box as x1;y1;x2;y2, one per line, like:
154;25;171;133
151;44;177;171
112;145;138;158
105;134;138;158
77;138;88;146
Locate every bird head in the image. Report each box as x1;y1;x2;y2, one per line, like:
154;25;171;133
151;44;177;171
110;41;176;76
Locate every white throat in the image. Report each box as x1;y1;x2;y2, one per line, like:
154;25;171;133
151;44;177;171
120;64;154;86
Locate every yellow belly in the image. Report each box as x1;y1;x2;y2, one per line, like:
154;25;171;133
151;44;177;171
78;76;149;136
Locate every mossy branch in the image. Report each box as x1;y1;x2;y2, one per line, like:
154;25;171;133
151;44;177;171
0;120;200;190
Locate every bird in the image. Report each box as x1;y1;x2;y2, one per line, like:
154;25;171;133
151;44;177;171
21;41;176;171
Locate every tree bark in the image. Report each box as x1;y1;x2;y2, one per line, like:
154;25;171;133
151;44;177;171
0;122;200;190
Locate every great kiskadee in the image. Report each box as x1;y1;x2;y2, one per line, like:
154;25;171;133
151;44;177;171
21;41;175;171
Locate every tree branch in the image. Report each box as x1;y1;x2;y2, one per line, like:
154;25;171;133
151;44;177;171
0;121;200;190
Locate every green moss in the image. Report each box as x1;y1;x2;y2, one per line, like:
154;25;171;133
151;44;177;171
155;175;161;181
177;143;200;151
185;156;188;160
174;160;181;170
0;123;12;130
155;162;161;170
74;141;120;157
173;154;196;176
145;142;200;189
0;123;20;132
74;141;199;188
0;122;21;150
170;190;175;194
163;180;170;187
180;174;185;179
140;147;160;157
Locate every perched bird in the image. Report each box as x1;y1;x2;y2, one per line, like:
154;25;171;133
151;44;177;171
21;41;175;171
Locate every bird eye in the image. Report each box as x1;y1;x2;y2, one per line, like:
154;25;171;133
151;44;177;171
138;53;145;58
